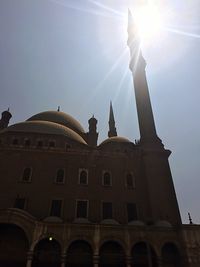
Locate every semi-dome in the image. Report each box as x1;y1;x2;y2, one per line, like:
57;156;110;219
27;111;85;135
3;121;87;145
99;136;132;146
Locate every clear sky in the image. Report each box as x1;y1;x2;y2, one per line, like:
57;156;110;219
0;0;200;223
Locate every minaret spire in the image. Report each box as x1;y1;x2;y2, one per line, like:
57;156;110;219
127;10;161;146
108;101;117;138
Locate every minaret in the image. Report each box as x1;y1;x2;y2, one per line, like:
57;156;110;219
127;10;181;225
87;115;98;147
127;10;161;146
108;101;117;138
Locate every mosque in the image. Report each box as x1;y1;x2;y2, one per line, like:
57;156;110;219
0;10;199;267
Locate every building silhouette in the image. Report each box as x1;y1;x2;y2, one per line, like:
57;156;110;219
0;10;199;267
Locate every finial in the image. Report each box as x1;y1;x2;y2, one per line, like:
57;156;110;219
188;212;193;224
57;106;60;112
92;114;94;118
7;107;10;112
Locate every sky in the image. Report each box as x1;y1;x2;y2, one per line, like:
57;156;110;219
0;0;200;223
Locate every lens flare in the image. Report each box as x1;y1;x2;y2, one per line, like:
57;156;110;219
134;4;163;42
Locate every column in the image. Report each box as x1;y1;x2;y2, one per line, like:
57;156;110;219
93;254;99;267
61;253;66;267
126;255;132;267
26;251;33;267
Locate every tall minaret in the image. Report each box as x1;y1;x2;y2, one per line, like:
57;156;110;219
108;101;117;138
127;10;181;225
127;10;161;146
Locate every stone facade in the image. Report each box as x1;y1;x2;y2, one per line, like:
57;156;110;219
0;10;199;267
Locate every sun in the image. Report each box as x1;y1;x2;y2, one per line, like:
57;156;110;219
133;3;164;43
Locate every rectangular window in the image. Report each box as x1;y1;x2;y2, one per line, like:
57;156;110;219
21;167;32;182
55;169;65;184
127;203;138;222
50;200;62;217
126;173;135;189
76;200;88;218
102;202;112;219
14;198;26;209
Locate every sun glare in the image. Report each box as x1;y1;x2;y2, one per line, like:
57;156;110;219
134;4;164;42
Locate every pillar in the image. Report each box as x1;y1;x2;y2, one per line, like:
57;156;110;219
93;254;99;267
126;255;132;267
26;251;33;267
61;253;66;267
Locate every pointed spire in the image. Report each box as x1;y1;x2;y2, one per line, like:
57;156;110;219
127;9;146;73
108;101;117;138
188;212;193;224
57;106;60;112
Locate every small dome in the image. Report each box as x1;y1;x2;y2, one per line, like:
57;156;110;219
99;136;132;146
101;219;120;225
155;220;172;228
74;218;90;224
43;216;63;223
3;121;87;145
27;111;85;135
128;220;146;226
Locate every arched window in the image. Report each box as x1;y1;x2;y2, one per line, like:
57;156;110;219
102;171;112;186
49;141;55;148
66;143;71;151
32;238;61;267
99;241;126;267
24;139;31;147
22;167;32;182
37;140;43;148
79;169;88;185
0;224;29;267
66;240;93;267
126;173;135;188
12;138;19;145
55;169;65;184
132;242;158;267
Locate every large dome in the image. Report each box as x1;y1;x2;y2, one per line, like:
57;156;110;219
27;111;85;135
3;121;87;144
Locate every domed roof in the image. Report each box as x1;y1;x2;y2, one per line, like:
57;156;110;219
99;136;132;146
128;220;146;226
3;121;87;145
27;111;85;134
155;220;172;228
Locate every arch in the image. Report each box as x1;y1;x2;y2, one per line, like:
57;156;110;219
131;242;158;267
161;242;181;267
102;171;112;186
126;173;135;188
32;238;61;267
66;240;93;267
0;223;29;267
99;241;126;267
79;169;88;185
12;138;19;145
